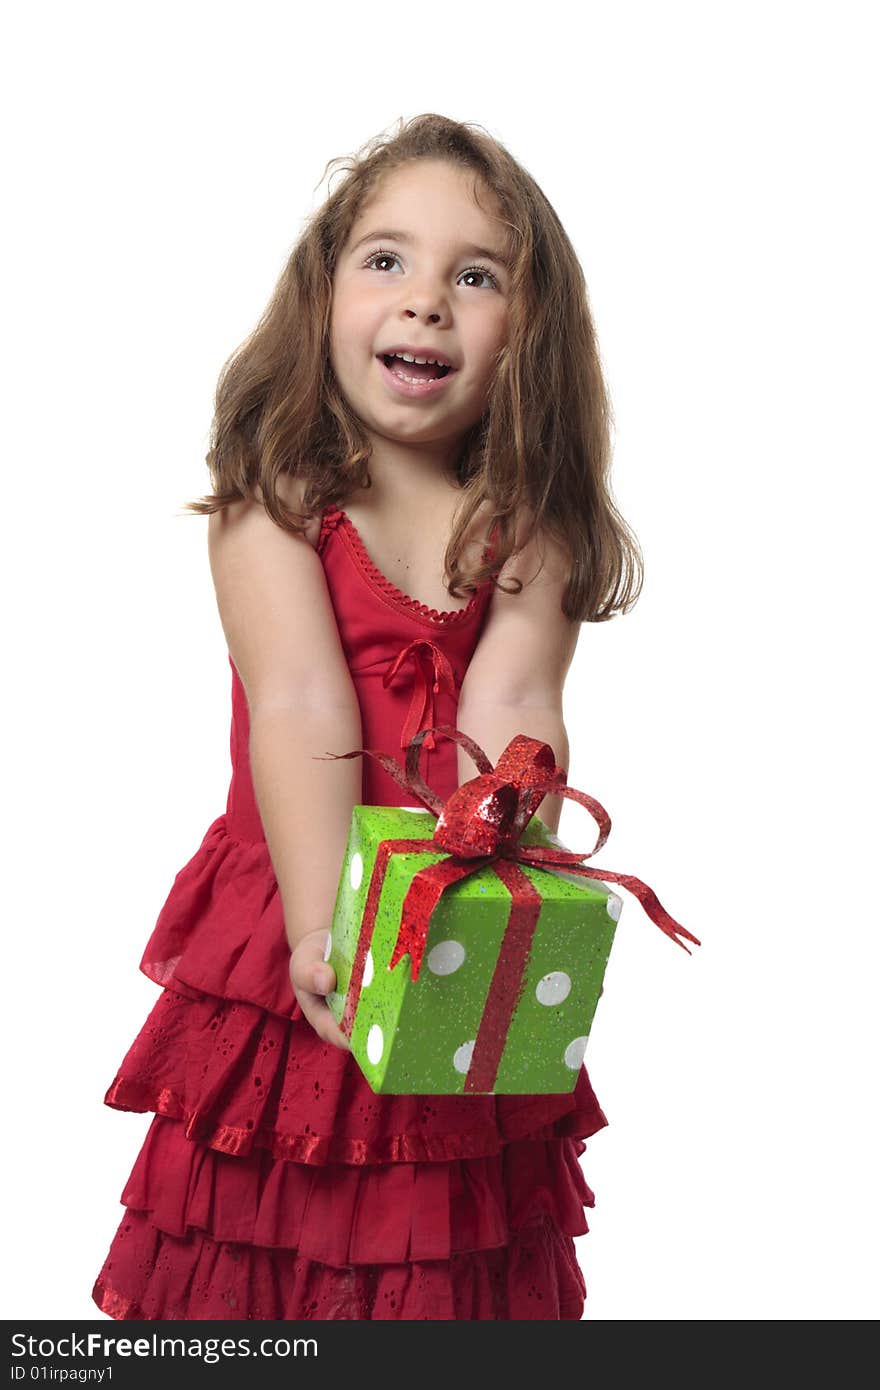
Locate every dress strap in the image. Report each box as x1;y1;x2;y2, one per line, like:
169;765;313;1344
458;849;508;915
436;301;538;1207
317;504;344;556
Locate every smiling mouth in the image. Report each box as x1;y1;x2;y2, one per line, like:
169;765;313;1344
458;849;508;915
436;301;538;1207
380;353;454;381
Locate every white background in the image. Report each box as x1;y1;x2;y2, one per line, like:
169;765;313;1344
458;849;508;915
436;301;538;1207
3;1;877;1321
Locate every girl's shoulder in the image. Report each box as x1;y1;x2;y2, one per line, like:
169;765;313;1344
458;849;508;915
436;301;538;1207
251;473;322;549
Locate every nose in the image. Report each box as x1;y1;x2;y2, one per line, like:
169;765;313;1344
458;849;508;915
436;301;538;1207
403;297;446;325
400;272;450;326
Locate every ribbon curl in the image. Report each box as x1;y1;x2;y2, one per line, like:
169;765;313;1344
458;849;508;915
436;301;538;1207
321;723;699;971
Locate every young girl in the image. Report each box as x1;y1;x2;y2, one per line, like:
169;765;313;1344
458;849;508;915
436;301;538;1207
92;113;643;1321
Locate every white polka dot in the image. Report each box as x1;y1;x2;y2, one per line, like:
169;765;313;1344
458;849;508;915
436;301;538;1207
349;852;363;891
327;990;342;1009
366;1024;384;1065
564;1036;588;1070
401;806;431;812
606;893;623;921
453;1041;475;1074
362;949;374;988
536;971;571;1006
322;931;333;962
427;940;466;975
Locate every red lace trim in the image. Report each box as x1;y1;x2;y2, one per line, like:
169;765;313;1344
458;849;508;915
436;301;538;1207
92;1280;139;1321
92;1272;586;1323
320;505;493;626
104;1074;601;1164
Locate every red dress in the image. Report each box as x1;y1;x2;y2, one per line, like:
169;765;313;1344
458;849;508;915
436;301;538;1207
91;504;608;1321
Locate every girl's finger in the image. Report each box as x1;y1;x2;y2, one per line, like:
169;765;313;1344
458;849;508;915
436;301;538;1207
292;980;350;1051
290;954;335;995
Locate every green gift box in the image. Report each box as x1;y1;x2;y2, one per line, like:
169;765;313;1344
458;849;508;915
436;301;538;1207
319;726;698;1096
325;804;621;1094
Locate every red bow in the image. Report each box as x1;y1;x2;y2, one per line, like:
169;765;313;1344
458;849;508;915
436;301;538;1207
383;640;457;752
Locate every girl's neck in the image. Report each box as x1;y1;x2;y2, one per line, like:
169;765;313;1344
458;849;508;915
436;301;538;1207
352;440;463;513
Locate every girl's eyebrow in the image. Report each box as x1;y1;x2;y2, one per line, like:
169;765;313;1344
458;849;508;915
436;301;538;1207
349;228;511;272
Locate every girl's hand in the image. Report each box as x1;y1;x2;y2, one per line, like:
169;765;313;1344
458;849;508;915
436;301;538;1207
289;927;351;1051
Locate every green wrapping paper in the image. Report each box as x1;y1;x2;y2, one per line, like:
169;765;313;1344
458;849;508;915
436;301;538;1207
324;807;620;1095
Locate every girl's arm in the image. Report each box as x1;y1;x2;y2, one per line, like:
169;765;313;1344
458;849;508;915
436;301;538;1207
208;486;360;1048
457;522;579;835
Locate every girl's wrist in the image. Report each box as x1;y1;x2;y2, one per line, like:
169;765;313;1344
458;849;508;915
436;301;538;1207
287;924;331;953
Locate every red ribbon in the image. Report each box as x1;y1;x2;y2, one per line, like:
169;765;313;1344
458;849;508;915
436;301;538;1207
383;639;457;752
317;725;699;1093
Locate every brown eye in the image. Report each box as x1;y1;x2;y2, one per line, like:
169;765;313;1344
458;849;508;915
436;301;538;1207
363;250;402;273
362;249;500;290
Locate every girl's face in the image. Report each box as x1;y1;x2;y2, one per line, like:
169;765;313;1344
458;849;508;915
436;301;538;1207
329;159;511;464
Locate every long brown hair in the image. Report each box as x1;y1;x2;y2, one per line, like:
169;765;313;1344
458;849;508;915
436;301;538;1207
183;113;642;621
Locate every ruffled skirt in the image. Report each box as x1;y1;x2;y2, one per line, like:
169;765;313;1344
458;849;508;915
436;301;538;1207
92;816;608;1320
